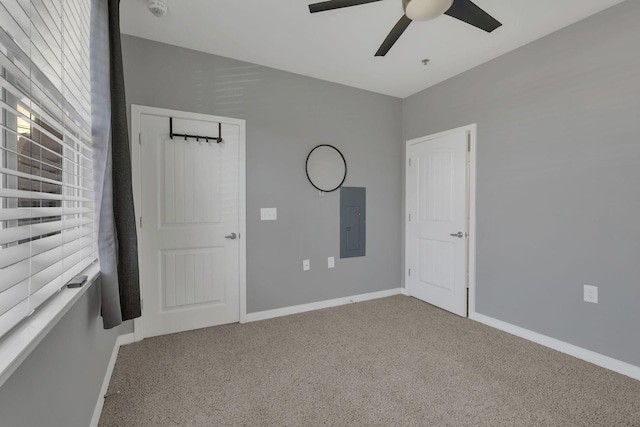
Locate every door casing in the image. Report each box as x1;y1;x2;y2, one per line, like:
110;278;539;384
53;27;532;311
130;105;247;341
404;124;477;317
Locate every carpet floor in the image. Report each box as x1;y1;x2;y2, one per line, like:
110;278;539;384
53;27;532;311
99;296;640;426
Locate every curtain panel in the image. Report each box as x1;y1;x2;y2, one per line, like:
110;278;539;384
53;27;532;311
91;0;141;328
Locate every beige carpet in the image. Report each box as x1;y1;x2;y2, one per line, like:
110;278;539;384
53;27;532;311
99;296;640;426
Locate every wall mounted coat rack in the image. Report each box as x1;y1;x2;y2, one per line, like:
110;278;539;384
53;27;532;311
169;117;223;143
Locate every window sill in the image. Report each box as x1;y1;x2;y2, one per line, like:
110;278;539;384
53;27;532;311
0;261;101;389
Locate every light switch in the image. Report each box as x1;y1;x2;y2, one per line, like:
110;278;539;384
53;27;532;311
260;208;277;221
303;259;310;271
328;257;335;269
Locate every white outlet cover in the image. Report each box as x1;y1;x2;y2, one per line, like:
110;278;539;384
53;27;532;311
260;208;277;221
584;284;598;304
328;257;335;269
303;259;310;271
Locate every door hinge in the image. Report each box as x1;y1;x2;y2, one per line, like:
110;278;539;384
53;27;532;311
139;217;142;228
139;133;141;145
467;135;471;152
408;213;411;222
408;268;411;277
408;158;412;167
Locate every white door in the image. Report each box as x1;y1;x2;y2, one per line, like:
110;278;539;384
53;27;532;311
406;128;469;317
139;113;241;337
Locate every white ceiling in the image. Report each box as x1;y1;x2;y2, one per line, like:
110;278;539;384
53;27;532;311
120;0;626;98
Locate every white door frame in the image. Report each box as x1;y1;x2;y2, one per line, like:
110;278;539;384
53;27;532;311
130;104;247;341
405;123;477;317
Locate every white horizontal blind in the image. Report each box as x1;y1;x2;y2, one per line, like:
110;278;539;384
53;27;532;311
0;0;95;339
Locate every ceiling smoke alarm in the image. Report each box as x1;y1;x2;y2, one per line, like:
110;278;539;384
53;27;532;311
147;0;168;17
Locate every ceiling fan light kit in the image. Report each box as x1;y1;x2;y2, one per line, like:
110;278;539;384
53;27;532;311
308;0;502;56
403;0;454;21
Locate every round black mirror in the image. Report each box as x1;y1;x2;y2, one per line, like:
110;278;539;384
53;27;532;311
305;145;347;192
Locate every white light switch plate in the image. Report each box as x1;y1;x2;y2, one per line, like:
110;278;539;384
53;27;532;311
328;257;334;269
303;259;310;271
260;208;277;221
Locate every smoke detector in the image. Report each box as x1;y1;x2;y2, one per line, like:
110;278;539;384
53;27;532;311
147;0;168;17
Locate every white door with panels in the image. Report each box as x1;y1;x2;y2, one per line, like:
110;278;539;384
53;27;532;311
139;112;242;337
406;127;470;317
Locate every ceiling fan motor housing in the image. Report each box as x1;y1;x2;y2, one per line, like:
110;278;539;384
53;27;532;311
402;0;454;21
307;0;501;57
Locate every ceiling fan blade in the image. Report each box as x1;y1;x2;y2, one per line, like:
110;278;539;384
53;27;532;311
444;0;502;32
309;0;383;14
375;15;412;57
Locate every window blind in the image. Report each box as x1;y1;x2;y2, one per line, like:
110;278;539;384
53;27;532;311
0;0;95;339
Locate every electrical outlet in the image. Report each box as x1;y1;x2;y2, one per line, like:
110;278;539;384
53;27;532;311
260;208;277;221
303;259;310;271
328;257;334;269
584;284;598;304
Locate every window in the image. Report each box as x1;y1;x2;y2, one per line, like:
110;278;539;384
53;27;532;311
0;0;94;338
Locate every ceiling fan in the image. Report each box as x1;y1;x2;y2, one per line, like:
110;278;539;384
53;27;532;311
308;0;502;56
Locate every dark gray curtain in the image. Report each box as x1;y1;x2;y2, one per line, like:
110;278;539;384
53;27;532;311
107;0;141;322
91;0;141;328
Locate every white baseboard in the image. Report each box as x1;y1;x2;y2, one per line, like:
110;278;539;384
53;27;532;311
470;312;640;381
400;287;409;296
243;288;403;323
90;333;135;427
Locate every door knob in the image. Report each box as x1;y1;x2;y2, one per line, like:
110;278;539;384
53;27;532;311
225;233;237;240
450;232;463;238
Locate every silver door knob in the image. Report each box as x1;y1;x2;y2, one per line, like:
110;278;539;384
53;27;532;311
450;232;463;238
225;233;237;240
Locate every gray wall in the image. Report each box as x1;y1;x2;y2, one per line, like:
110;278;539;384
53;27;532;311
121;35;403;313
0;280;130;427
403;1;640;366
